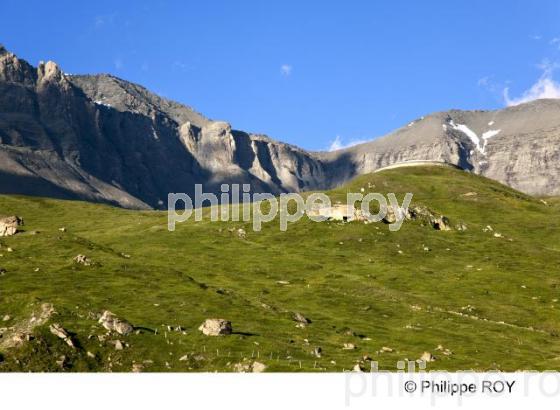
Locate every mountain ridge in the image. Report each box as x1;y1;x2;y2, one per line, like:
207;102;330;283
1;45;559;208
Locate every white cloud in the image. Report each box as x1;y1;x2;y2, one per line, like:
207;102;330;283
477;75;506;95
94;13;117;28
94;16;105;27
531;35;542;41
280;64;292;76
114;58;124;70
477;76;490;87
551;37;560;49
327;136;369;151
504;61;560;106
172;61;191;72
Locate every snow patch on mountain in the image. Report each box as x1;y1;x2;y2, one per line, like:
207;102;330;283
94;100;112;108
448;120;501;155
449;120;482;152
482;129;501;140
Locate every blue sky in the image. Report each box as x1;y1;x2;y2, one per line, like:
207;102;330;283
2;0;560;150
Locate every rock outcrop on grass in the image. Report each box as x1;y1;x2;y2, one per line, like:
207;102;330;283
292;312;311;327
232;360;267;372
418;351;436;362
431;216;451;231
49;323;74;348
0;303;55;349
406;205;452;231
98;311;134;335
0;216;23;237
73;254;92;266
198;319;232;336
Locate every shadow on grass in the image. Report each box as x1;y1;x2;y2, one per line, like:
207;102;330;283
133;326;157;334
232;331;259;337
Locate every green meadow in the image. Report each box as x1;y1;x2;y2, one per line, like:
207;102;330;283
1;166;559;372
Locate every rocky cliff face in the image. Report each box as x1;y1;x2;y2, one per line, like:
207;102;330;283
0;45;559;208
322;100;560;196
0;46;328;208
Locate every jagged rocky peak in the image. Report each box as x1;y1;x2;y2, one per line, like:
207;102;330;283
37;60;63;82
0;45;37;86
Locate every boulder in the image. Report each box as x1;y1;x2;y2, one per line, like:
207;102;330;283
49;323;68;339
406;205;434;220
353;363;364;372
132;363;144;372
113;320;134;335
435;344;453;356
431;216;451;231
0;216;23;237
382;206;397;224
251;361;267;373
233;360;267;373
292;312;311;326
49;323;74;348
98;310;134;335
232;361;251;372
418;351;436;362
73;254;92;266
198;318;232;336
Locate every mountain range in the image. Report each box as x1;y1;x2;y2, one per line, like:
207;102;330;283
1;44;559;209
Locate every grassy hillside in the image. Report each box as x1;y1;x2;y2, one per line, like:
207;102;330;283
1;166;560;372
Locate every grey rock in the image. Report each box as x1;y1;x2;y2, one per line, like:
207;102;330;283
383;206;397;224
292;312;311;325
353;363;365;372
0;216;23;237
98;310;134;335
131;363;143;372
418;351;436;362
431;216;451;231
49;323;74;348
251;361;267;373
198;318;232;336
73;254;91;266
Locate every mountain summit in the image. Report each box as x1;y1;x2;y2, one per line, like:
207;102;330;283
1;46;559;208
